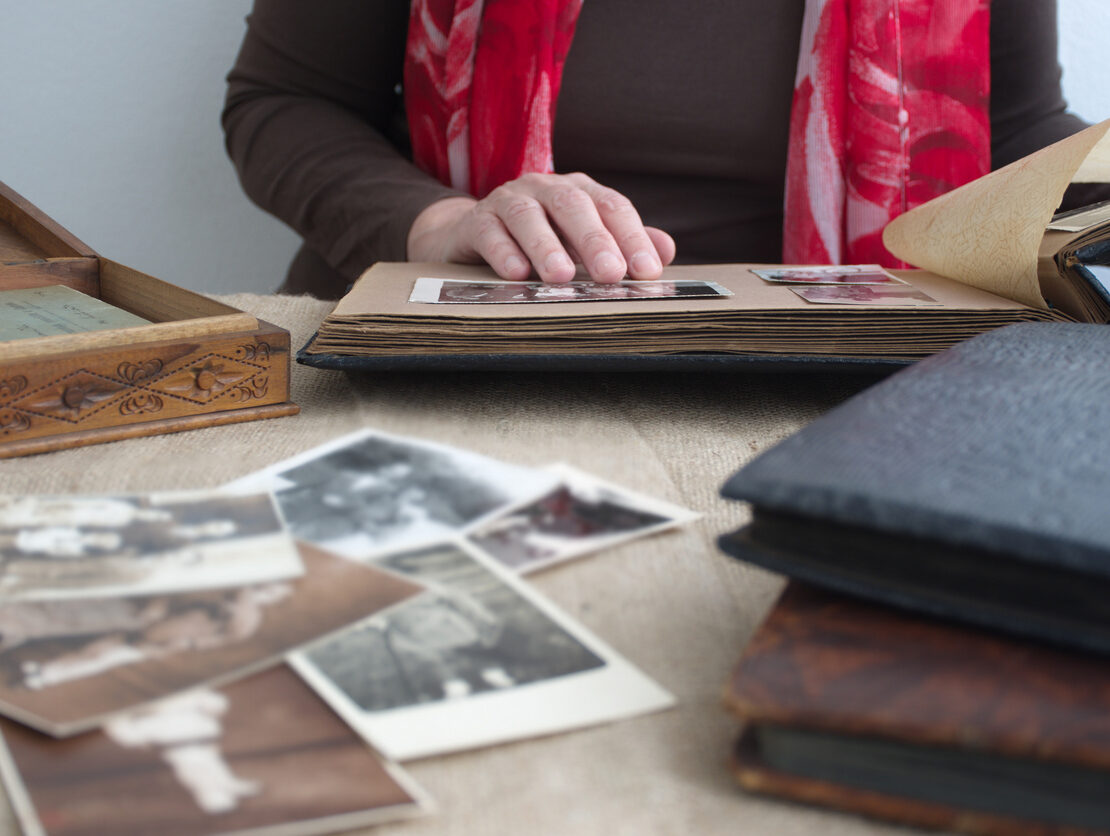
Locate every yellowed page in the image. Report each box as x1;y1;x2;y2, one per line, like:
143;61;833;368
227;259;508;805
883;119;1110;309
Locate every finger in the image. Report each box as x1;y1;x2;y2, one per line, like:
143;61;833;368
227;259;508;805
536;179;627;283
465;208;534;280
645;227;677;267
574;175;665;280
488;186;577;282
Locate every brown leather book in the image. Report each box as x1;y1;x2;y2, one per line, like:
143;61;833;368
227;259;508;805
724;583;1110;836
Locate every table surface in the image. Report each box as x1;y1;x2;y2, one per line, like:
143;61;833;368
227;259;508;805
2;292;930;836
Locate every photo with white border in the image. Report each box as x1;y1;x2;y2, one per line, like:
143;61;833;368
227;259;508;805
290;538;674;761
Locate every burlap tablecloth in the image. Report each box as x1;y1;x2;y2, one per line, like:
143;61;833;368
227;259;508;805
2;293;925;836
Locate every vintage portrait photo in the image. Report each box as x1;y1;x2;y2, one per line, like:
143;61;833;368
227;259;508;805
791;284;941;306
0;492;302;602
408;277;732;304
0;665;429;836
752;265;904;285
0;544;423;736
291;540;673;760
467;464;700;574
229;429;558;560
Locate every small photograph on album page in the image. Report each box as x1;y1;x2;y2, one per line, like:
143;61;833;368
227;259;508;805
290;538;674;761
0;492;302;603
0;665;430;836
467;463;700;574
752;265;905;285
228;429;560;561
408;277;732;304
791;285;941;306
0;543;423;737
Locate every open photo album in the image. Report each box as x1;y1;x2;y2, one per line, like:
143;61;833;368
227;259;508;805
300;120;1110;370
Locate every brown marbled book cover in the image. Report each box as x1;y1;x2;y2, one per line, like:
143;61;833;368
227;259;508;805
725;583;1110;836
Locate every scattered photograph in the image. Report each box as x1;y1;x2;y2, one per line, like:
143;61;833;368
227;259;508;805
791;285;941;306
0;492;302;602
467;464;700;574
228;429;559;561
0;665;430;836
408;277;732;304
291;539;674;760
752;265;905;285
0;543;423;736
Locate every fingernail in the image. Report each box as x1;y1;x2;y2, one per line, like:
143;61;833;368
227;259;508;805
594;252;622;278
544;252;574;275
505;255;527;275
630;250;661;276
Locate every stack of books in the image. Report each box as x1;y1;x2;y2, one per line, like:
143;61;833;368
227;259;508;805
718;321;1110;835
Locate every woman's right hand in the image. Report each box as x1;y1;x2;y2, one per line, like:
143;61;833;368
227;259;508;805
407;172;676;283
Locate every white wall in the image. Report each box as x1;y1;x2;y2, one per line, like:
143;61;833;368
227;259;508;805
1059;0;1110;123
2;2;1108;295
1;1;300;295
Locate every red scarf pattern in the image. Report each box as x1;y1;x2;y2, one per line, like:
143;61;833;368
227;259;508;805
405;0;582;199
784;0;991;264
404;0;990;266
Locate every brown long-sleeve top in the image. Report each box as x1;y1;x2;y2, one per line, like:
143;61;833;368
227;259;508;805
223;0;1093;299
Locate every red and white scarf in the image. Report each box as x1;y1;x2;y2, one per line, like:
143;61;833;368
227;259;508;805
404;0;990;266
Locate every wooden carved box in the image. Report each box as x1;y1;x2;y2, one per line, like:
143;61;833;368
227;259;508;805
0;181;298;458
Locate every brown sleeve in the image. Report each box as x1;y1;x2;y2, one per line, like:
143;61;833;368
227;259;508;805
221;0;466;290
989;0;1087;167
989;0;1108;210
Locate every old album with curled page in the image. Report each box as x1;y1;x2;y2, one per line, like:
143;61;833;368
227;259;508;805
300;119;1110;372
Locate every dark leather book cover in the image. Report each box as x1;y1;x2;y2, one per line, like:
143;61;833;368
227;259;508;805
718;322;1110;654
725;583;1110;835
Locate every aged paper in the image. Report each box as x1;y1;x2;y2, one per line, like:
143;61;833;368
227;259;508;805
883;119;1110;310
0;285;149;341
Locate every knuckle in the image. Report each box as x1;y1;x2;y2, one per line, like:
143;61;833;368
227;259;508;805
616;231;649;252
485;240;519;262
595;188;634;215
547;185;591;213
578;228;615;251
472;213;503;241
500;196;542;223
527;234;561;254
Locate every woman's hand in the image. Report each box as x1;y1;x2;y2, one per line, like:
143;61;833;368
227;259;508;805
407;172;676;283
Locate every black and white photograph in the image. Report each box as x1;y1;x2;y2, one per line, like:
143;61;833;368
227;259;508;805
0;492;302;602
752;265;905;284
0;665;430;836
290;540;674;760
467;464;700;574
791;284;941;306
408;277;732;304
229;430;559;560
0;544;423;736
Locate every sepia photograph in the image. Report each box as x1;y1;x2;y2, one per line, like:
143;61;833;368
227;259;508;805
791;284;941;306
408;277;732;304
0;492;302;602
752;265;904;284
229;429;559;560
0;543;423;736
0;665;430;836
291;539;674;760
467;464;700;574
